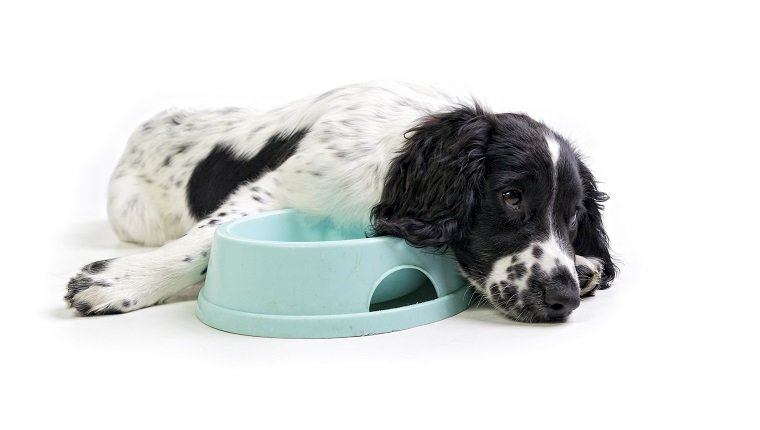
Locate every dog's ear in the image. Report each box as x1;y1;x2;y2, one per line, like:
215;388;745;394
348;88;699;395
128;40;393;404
371;105;490;249
573;158;618;288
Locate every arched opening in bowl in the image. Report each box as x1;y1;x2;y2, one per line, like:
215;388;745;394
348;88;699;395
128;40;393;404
369;267;438;312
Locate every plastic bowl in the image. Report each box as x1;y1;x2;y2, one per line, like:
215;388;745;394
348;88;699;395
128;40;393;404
195;209;472;338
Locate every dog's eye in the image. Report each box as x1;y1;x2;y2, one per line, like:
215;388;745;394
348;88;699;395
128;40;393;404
502;190;522;208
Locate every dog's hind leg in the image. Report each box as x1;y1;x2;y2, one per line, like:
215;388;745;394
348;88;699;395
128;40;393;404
65;173;282;315
107;173;189;247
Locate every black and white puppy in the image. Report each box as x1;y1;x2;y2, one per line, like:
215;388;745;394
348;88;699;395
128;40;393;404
66;82;616;323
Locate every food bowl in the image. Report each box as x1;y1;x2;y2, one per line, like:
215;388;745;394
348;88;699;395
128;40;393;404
195;209;472;338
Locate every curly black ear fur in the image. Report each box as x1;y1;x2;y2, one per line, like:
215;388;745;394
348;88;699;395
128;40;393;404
371;105;491;249
573;159;618;288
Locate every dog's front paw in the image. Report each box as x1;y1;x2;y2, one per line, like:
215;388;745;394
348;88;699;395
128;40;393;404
575;255;604;297
65;257;152;315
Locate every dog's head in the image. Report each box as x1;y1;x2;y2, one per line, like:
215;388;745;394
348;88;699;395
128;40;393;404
372;105;616;322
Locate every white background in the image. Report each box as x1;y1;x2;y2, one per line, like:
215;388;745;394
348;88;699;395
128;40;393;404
2;1;758;428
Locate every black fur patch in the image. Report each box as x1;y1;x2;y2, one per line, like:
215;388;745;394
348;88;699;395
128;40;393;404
573;160;618;285
186;128;309;219
82;259;113;275
494;285;518;310
65;275;93;301
489;283;500;298
507;262;527;279
371;105;490;249
73;301;92;314
169;114;183;126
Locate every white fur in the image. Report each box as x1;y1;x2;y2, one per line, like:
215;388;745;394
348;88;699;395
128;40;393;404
546;133;561;165
485;239;578;292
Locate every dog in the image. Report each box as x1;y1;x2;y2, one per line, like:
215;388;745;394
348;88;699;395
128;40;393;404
65;81;616;323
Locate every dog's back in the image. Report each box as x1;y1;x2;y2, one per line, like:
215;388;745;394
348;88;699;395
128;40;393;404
107;82;464;246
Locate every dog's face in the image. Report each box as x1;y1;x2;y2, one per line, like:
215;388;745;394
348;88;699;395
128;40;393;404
454;114;585;322
373;107;615;323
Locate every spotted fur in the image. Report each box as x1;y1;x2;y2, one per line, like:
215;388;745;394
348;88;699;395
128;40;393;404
66;81;616;322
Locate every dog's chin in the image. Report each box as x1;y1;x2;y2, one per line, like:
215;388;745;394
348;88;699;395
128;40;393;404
494;303;569;324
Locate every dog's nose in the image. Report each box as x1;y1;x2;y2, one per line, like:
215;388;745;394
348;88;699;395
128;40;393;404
544;289;580;320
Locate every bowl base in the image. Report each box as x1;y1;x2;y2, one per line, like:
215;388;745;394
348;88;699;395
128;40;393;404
196;286;473;338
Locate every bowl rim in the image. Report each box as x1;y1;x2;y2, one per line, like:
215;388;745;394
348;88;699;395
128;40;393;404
215;209;405;248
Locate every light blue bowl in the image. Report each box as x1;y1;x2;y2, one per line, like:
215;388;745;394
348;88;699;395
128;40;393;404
195;209;472;338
